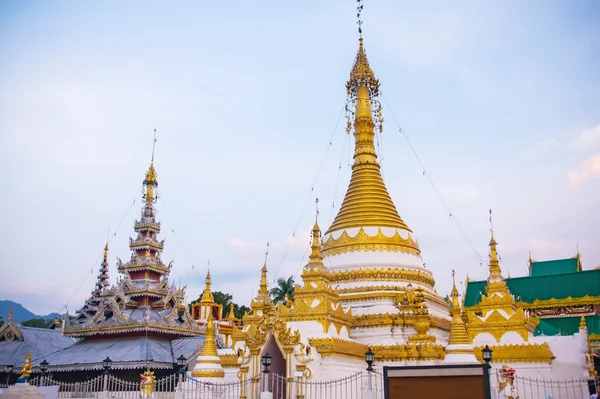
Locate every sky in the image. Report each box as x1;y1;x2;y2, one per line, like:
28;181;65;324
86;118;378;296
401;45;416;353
1;0;599;316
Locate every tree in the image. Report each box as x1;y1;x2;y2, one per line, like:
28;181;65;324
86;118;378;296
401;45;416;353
270;275;295;305
21;318;51;328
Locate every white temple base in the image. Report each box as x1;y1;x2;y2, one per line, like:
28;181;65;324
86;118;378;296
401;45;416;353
259;393;273;399
0;383;44;399
443;344;478;364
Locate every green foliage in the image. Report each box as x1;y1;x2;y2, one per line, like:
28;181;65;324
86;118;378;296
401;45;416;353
21;318;51;328
270;275;295;305
0;315;4;327
189;291;250;320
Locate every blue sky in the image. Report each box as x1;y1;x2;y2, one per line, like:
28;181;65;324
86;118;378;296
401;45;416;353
1;1;599;315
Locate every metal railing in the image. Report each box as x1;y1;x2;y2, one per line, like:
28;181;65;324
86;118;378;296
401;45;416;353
498;374;597;399
21;370;385;399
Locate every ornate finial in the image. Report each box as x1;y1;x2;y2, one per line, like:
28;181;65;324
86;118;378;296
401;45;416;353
201;270;214;303
264;242;270;267
576;244;582;271
315;197;319;222
489;209;494;236
580;316;587;330
346;36;380;100
151;129;157;166
258;248;270;299
143;130;158;202
356;0;364;38
103;243;109;261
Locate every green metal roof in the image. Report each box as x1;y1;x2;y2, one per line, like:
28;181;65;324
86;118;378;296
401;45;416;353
464;269;600;307
534;315;600;336
530;258;579;277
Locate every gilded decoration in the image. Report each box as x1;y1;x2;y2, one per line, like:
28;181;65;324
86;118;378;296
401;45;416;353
326;37;412;236
322;228;420;257
465;231;538;343
473;344;554;364
328;268;435;288
308;337;368;360
279;218;354;334
219;354;241;368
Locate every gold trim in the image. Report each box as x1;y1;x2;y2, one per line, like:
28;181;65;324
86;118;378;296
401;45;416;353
473;343;553;364
308;337;367;360
329;268;434;287
219;354;240;368
519;295;600;310
323;228;420;256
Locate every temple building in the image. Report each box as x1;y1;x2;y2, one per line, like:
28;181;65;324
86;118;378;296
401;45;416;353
0;309;73;385
188;15;596;393
464;238;600;380
32;152;208;381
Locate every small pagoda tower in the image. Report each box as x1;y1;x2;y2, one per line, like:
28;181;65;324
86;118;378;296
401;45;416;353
444;271;477;364
191;313;225;379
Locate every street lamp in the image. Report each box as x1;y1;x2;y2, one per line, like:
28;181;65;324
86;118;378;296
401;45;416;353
365;348;375;394
482;345;493;366
365;348;375;372
177;355;186;375
261;352;272;393
102;357;112;374
261;353;272;374
5;365;13;386
39;360;49;386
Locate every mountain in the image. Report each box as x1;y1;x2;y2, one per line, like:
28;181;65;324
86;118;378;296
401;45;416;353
0;300;65;322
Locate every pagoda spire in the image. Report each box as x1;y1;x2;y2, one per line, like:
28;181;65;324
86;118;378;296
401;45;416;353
256;243;270;301
308;198;324;266
191;312;224;378
201;270;214;303
444;270;477;363
325;8;410;236
486;210;511;296
93;243;110;296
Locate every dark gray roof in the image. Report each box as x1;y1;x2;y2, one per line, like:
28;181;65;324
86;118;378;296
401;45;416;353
37;336;205;371
0;327;74;368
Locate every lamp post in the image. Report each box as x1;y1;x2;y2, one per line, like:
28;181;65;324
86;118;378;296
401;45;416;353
5;365;13;386
482;345;493;367
176;355;186;386
365;347;375;395
39;360;49;387
261;353;272;393
102;357;112;393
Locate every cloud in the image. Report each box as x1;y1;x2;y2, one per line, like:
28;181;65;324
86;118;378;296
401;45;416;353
567;155;600;187
571;124;600;151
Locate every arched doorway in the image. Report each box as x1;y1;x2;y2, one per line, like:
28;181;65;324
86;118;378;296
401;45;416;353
263;335;286;398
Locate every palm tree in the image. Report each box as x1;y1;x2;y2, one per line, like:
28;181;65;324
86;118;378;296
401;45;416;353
270;275;295;305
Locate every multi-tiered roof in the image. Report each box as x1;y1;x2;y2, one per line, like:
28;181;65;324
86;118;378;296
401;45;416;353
40;148;206;373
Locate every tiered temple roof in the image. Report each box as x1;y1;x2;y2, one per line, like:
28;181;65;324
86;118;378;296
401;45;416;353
41;149;207;372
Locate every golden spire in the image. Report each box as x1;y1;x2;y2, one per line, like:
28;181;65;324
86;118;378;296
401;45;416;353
191;311;224;378
201;270;214;303
256;243;270;300
326;33;410;235
309;199;324;265
103;243;109;261
143;130;158;202
447;270;471;346
227;302;237;321
580;316;587;330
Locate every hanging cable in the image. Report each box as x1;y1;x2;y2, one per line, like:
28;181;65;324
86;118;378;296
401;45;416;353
329;132;351;228
271;102;346;281
381;94;485;266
